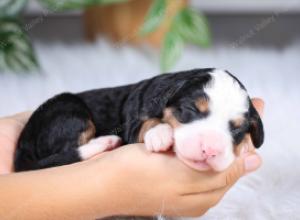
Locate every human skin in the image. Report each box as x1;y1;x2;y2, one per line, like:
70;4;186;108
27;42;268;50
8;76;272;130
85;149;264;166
0;99;264;219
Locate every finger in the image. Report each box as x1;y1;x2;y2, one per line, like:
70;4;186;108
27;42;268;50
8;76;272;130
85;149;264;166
180;184;229;212
251;98;264;117
167;149;260;193
180;153;262;212
161;154;239;193
197;152;262;192
177;161;244;194
197;154;261;207
176;169;229;193
178;182;234;216
236;134;255;155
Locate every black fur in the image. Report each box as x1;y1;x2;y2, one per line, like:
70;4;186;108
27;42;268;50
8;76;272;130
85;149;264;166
14;68;264;171
14;94;91;171
229;115;250;146
229;98;264;148
248;100;264;148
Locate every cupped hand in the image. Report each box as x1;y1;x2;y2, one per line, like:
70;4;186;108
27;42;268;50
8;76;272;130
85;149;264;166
0;111;32;174
0;99;264;217
92;98;265;217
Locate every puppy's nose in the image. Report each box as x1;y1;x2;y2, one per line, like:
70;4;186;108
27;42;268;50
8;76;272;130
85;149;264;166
201;146;220;158
199;132;226;159
176;131;228;161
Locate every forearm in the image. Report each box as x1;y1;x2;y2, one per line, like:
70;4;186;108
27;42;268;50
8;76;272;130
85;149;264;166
0;158;117;220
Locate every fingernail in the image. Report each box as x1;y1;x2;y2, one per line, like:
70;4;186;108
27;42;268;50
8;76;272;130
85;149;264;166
244;155;261;172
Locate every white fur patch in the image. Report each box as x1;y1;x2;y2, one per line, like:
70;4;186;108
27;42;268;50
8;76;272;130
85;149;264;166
78;135;121;160
144;123;174;152
205;69;249;120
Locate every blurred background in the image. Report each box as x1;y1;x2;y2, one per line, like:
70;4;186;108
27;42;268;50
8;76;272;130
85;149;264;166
0;0;300;219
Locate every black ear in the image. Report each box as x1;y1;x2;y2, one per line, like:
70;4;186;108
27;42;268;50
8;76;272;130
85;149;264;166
248;103;264;148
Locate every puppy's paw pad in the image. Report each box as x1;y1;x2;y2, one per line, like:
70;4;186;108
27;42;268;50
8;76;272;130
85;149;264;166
90;135;122;150
144;124;174;152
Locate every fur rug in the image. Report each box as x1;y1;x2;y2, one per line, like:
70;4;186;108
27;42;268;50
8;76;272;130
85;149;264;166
0;39;299;219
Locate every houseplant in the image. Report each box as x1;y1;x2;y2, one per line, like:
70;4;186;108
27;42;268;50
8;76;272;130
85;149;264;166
0;0;211;72
0;0;37;72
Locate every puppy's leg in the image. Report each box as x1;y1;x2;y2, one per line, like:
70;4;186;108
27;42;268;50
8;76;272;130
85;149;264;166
78;135;122;160
144;123;174;152
33;118;97;170
14;93;99;171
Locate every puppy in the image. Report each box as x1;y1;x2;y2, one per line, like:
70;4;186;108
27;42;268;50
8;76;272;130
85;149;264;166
14;68;264;172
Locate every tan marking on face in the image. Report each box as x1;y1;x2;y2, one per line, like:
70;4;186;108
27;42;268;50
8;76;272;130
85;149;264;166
162;108;181;128
195;97;209;113
138;118;161;142
78;120;96;145
232;117;245;128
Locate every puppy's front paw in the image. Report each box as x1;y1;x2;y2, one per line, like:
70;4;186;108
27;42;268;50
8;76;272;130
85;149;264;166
144;124;174;152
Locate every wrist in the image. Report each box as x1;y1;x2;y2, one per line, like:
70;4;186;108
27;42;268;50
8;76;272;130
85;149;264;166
85;153;132;218
90;148;151;217
71;157;118;219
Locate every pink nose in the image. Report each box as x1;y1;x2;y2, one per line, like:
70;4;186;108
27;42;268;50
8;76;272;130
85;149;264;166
202;147;220;158
180;132;226;160
200;132;225;159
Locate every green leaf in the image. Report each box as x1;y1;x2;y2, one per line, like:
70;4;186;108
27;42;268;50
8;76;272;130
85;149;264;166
0;0;27;18
38;0;128;11
173;8;211;47
0;18;38;72
139;0;166;36
160;30;184;72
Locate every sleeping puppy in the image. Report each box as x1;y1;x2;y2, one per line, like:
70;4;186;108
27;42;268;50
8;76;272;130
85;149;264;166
14;68;264;172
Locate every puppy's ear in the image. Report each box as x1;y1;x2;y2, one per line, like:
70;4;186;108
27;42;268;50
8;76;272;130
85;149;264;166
248;103;264;148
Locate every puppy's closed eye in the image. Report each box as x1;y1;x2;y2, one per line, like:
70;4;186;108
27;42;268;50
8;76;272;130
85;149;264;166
230;117;249;145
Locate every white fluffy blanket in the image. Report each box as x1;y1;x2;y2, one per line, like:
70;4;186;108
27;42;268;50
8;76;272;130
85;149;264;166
0;39;299;219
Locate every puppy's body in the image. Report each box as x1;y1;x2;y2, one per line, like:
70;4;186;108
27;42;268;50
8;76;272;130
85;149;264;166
14;68;264;172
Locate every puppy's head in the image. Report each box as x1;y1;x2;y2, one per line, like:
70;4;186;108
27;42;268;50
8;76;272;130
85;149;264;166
164;69;264;171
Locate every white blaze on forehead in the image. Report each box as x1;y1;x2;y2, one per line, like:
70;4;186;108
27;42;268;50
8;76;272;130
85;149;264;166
205;69;249;120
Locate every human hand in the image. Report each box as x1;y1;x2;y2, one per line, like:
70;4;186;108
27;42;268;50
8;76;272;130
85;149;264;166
96;98;264;217
0;112;32;174
0;99;263;218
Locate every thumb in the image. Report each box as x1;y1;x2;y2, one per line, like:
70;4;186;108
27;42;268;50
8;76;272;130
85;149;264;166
201;153;262;208
223;153;262;187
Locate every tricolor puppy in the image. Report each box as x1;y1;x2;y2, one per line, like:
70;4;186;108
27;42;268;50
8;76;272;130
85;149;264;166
14;68;264;172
